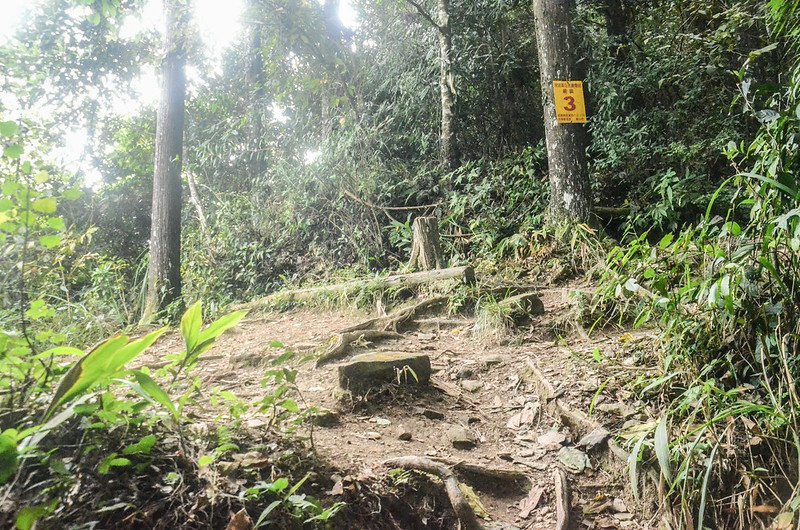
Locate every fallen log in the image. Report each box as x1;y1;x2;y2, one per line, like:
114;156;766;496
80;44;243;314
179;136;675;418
231;266;475;311
384;456;485;530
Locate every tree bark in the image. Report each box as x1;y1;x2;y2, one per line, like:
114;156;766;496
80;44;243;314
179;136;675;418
143;0;188;321
409;216;444;270
533;0;591;223
437;0;457;174
404;0;458;174
246;0;266;188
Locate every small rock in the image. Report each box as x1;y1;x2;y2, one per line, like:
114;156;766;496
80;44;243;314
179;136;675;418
338;352;431;392
446;425;477;450
421;408;445;420
612;498;627;513
557;446;589;474
577;427;610;451
461;379;484;392
613;512;634;521
457;366;475;379
312;409;339;428
366;431;381;440
397;425;412;441
372;417;392;426
537;430;567;450
483;355;503;367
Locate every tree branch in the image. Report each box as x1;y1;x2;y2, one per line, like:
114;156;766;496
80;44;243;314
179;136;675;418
403;0;441;31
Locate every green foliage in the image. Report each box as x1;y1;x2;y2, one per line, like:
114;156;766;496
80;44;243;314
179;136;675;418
596;4;800;525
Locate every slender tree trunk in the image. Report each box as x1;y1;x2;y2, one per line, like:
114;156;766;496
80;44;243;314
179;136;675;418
143;0;188;321
533;0;591;222
438;0;457;173
246;0;266;188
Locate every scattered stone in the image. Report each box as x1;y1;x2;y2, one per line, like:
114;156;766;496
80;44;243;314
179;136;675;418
457;366;475;379
507;404;538;430
612;498;628;513
338;352;431;391
577;427;610;451
312;409;339;428
595;401;636;419
498;451;513;461
537;430;567;450
372;417;392;427
397;425;412;441
420;408;445;420
366;431;381;440
446;425;477;450
613;512;635;521
483;355;503;367
461;379;484;392
557;446;589;474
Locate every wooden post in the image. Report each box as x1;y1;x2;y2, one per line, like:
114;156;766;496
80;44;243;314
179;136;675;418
409;216;444;270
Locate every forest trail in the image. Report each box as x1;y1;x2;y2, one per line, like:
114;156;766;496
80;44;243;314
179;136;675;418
142;284;658;529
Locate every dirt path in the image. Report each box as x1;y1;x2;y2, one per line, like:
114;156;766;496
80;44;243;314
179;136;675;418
142;285;657;529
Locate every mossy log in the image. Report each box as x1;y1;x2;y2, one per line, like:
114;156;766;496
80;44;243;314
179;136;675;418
231;266;475;311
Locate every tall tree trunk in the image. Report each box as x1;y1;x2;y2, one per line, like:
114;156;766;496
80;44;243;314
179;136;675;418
438;0;457;174
533;0;591;222
603;0;628;61
246;0;266;188
143;0;188;321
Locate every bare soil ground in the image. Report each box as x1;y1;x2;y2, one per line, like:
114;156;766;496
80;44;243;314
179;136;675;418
141;284;659;529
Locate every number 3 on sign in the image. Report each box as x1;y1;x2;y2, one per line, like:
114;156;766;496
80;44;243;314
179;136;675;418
553;80;587;124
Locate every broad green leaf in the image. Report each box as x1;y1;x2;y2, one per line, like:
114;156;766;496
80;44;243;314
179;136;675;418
33;171;49;184
123;434;157;455
0;121;18;137
15;505;47;530
199;310;247;344
31;198;57;214
61;187;82;200
180;302;203;353
88;12;102;25
3;144;23;159
655;416;672;482
43;328;166;420
0;430;18;484
280;399;299;413
39;235;61;249
131;370;177;418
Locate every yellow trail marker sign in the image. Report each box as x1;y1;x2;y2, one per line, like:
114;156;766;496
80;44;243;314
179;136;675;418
553;80;587;124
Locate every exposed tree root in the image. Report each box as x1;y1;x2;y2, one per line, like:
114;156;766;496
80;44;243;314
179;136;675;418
554;468;570;530
384;456;486;530
315;330;401;367
431;458;531;491
341;296;449;333
315;297;449;367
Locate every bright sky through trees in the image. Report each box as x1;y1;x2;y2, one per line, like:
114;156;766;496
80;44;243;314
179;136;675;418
0;0;358;185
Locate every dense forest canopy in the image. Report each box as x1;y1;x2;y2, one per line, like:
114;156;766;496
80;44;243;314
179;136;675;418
2;0;800;528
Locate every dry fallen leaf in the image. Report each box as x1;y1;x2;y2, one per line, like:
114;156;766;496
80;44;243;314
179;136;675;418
225;508;253;530
519;485;545;519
